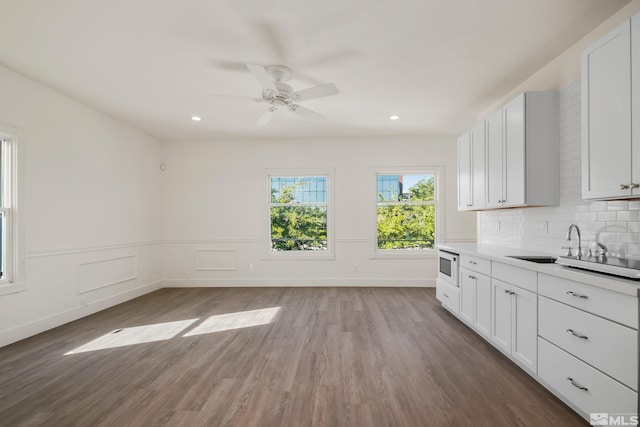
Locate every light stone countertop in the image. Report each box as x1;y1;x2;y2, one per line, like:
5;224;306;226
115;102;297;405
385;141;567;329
437;242;640;297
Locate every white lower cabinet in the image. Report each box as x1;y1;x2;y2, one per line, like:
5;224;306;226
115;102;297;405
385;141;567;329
436;278;459;315
539;296;637;390
538;338;637;415
491;278;538;374
474;273;491;339
460;267;492;339
435;247;639;422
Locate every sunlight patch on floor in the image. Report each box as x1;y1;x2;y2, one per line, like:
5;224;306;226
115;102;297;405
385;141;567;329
183;307;281;336
65;319;199;355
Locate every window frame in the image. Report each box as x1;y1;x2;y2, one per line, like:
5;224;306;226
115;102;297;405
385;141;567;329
0;124;25;295
264;168;335;260
372;166;444;259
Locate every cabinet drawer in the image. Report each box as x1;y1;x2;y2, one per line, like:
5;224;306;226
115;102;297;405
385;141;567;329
492;262;537;293
436;279;460;315
538;274;638;329
539;296;637;390
460;254;491;276
538;338;637;416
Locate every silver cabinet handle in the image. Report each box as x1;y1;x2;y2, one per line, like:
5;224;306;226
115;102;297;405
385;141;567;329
566;377;588;392
443;293;449;298
620;184;630;190
469;260;477;265
632;183;640;189
468;275;476;280
510;290;516;295
504;289;510;294
566;291;588;299
566;329;589;340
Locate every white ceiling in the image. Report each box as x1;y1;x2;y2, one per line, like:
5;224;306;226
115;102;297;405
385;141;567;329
0;0;631;141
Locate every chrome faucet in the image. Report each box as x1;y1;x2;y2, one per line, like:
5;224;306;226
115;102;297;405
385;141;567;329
566;224;582;258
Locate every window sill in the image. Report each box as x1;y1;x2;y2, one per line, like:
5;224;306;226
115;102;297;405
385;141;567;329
0;281;26;296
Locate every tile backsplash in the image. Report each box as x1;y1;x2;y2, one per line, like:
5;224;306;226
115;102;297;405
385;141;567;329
477;81;640;259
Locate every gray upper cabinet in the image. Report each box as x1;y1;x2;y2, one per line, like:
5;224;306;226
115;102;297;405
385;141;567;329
582;16;640;200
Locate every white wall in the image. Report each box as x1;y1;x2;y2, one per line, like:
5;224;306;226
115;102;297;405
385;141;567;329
161;136;475;287
0;65;163;347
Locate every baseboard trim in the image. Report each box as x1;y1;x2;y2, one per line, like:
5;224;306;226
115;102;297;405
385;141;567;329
0;280;162;348
161;278;435;287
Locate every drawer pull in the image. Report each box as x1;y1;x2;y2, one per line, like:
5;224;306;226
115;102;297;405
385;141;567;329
468;275;476;280
504;289;510;294
566;329;589;340
443;293;449;298
469;260;477;265
566;377;589;392
566;291;589;299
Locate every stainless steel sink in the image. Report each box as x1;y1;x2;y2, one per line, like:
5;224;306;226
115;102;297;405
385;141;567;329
506;255;558;264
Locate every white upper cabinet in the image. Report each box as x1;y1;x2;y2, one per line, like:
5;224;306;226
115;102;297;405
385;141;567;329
483;92;558;209
485;109;504;209
458;121;486;211
582;19;637;199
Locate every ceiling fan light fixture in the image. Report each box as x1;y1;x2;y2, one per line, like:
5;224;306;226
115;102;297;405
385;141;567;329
389;115;400;120
191;116;201;121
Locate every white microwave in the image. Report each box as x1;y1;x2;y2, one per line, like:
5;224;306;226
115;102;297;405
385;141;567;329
438;249;459;287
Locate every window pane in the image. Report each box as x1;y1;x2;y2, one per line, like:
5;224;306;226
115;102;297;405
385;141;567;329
377;175;401;202
270;206;327;251
270;176;326;204
377;204;435;249
400;174;434;201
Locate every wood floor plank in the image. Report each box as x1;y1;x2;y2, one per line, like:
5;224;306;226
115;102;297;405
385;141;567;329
0;287;587;426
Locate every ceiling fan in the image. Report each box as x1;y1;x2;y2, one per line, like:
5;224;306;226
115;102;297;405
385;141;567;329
217;64;339;125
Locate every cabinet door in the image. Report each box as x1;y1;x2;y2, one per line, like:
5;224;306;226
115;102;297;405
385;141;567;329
503;94;526;207
457;132;472;211
474;273;491;339
459;268;475;325
582;20;632;199
491;279;512;354
470;121;486;209
632;15;640;196
485;109;504;208
511;287;537;374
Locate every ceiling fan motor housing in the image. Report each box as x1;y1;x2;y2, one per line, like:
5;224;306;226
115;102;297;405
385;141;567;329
263;81;300;106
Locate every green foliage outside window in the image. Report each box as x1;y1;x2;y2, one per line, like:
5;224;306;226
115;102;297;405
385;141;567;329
377;177;435;249
270;178;327;251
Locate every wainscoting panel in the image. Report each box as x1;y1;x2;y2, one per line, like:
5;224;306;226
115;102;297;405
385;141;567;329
77;255;138;293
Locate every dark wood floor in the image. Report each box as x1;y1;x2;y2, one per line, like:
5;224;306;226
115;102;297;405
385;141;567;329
0;287;586;426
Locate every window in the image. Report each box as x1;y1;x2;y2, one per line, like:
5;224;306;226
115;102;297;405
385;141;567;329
0;139;8;280
268;171;333;257
0;127;23;295
0;131;22;293
375;168;443;255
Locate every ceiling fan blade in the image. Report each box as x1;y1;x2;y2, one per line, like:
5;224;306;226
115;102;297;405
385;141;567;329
247;64;277;91
295;83;339;102
290;105;325;120
257;108;278;125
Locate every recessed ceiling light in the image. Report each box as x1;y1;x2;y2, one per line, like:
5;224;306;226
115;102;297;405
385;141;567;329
191;116;201;121
389;115;400;120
